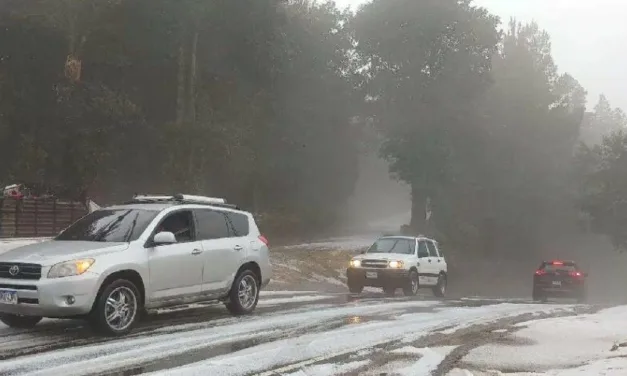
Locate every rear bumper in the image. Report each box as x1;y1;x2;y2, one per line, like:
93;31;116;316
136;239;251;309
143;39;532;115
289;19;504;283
534;284;585;297
0;272;100;318
347;268;408;288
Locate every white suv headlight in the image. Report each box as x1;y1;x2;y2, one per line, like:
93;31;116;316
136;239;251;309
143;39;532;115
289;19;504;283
48;259;95;279
388;260;404;269
349;259;361;268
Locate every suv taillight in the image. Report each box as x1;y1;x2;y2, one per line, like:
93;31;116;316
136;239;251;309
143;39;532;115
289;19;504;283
535;269;546;276
569;271;583;278
258;235;269;246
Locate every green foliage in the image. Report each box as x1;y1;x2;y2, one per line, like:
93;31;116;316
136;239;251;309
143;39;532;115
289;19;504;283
0;0;623;249
577;122;627;250
353;0;500;232
0;0;359;237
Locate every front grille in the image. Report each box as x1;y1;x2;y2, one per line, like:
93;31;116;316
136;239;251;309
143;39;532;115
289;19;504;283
0;262;42;280
0;283;37;290
18;298;38;304
361;259;389;269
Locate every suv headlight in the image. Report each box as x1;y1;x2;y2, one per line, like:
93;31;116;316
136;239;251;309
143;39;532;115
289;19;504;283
388;260;404;269
349;259;361;268
48;259;95;279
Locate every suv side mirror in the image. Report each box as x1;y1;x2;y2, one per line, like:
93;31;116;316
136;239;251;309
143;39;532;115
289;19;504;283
153;231;177;246
360;249;366;254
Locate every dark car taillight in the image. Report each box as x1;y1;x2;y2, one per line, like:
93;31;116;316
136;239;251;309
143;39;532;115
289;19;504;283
569;271;583;278
534;269;546;276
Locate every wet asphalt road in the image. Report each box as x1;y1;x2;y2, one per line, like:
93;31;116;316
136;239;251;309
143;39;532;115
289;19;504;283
0;289;600;376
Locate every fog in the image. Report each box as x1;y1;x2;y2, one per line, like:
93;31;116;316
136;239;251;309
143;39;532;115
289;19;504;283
2;0;627;302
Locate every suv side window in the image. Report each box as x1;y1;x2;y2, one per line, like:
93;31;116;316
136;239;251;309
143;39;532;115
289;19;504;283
157;210;195;243
418;240;429;258
225;212;249;237
426;241;439;257
194;209;230;240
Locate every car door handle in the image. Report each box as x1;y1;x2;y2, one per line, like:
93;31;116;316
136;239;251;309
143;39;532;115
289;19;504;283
191;249;203;255
428;259;432;263
234;245;243;251
437;259;441;263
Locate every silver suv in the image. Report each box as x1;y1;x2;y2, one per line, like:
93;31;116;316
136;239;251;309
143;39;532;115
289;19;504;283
0;194;272;335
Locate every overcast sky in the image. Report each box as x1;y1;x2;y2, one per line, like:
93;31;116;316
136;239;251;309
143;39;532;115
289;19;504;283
334;0;627;112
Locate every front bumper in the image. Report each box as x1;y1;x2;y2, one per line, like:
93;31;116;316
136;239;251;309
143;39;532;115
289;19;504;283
347;267;408;288
0;272;101;318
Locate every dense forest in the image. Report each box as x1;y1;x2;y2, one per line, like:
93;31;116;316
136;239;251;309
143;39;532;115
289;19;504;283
0;0;625;254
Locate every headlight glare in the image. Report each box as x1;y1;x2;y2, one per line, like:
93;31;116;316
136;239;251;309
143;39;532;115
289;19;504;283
388;260;404;269
349;259;361;268
48;259;95;279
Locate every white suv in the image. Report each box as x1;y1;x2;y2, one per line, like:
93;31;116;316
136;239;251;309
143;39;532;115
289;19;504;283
0;194;272;335
347;236;447;297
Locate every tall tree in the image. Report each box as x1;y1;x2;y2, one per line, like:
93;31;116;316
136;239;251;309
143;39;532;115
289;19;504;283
477;20;586;256
352;0;500;234
578;130;627;250
580;95;626;145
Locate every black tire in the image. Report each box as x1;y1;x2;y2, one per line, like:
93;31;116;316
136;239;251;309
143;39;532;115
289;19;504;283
0;314;42;329
432;274;447;298
348;281;364;294
532;288;546;303
225;269;260;315
383;287;396;296
89;279;141;336
402;270;419;296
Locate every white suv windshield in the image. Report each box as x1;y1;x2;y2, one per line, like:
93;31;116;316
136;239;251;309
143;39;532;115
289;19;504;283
55;209;158;242
367;238;415;254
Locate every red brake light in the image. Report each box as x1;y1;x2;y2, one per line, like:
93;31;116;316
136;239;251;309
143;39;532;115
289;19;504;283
258;235;269;246
569;271;583;278
551;260;564;265
535;269;546;276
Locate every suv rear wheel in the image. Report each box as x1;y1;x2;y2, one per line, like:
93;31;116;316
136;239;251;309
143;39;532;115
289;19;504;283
0;314;42;328
225;269;260;315
532;288;546;303
432;274;447;297
89;279;141;336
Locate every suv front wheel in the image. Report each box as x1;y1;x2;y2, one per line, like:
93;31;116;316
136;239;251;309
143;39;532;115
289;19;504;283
89;279;141;336
402;270;419;296
225;269;260;315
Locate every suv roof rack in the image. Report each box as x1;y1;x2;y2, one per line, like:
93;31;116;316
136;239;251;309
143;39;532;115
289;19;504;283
124;194;240;209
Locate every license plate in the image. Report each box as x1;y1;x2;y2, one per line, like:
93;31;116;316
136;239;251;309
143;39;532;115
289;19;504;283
0;289;17;305
552;281;561;287
365;271;378;279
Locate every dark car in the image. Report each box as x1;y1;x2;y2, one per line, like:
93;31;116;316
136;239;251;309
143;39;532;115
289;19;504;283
532;260;587;303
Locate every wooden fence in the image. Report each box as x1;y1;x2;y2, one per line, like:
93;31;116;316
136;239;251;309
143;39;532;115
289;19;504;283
0;198;88;238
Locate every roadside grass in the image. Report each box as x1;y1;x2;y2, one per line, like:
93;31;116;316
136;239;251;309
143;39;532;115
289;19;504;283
269;247;359;289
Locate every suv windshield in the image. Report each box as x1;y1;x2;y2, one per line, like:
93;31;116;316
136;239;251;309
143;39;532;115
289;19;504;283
366;238;415;255
55;209;158;242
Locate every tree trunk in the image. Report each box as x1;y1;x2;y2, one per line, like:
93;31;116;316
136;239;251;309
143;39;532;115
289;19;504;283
175;39;188;127
410;183;427;235
186;30;199;124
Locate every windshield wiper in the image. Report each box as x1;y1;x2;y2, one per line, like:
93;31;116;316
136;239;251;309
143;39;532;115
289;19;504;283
93;210;132;241
124;212;140;242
